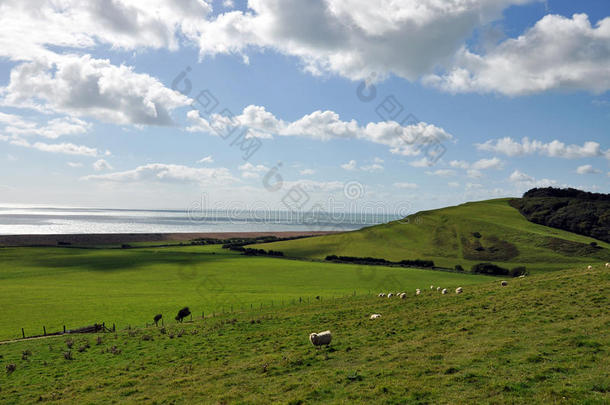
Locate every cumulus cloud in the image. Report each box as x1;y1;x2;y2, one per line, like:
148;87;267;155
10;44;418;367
83;163;236;184
509;169;557;187
5;137;103;157
341;160;358;171
193;0;534;81
1;54;190;126
0;113;91;139
93;159;113;171
299;169;315;175
238;162;269;179
67;162;83;168
576;164;602;175
476;137;609;159
425;14;610;95
361;163;384;172
187;105;453;156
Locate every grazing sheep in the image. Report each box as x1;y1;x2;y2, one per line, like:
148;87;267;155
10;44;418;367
175;307;191;323
455;287;463;294
430;285;434;290
378;293;386;297
441;288;448;294
436;287;441;291
370;314;382;320
153;314;162;326
605;262;609;268
415;289;421;296
400;293;407;299
501;280;508;286
387;293;394;298
518;275;526;278
587;265;593;270
309;330;332;347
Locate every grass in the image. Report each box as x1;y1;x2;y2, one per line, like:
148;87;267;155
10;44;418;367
0;244;492;341
0;265;608;404
253;198;610;272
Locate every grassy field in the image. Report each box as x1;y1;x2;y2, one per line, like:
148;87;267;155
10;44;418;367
0;244;493;341
0;265;607;404
253;198;610;272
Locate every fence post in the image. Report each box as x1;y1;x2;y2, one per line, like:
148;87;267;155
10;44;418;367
22;328;25;339
190;314;192;322
43;326;46;336
202;311;204;319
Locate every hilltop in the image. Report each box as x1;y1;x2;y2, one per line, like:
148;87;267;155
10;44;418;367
0;265;608;404
253;198;610;272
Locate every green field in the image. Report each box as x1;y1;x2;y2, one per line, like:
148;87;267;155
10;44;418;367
253;198;610;272
0;265;608;404
0;244;493;341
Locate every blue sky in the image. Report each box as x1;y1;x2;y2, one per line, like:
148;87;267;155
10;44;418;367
0;0;608;215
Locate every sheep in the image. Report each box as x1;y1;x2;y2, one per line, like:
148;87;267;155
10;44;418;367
587;265;593;270
501;280;508;286
370;314;382;320
387;293;394;298
436;287;441;291
415;289;421;296
606;263;609;268
430;285;434;290
175;307;191;323
378;293;386;297
455;287;463;294
309;330;332;347
441;288;448;294
153;314;162;326
400;292;407;299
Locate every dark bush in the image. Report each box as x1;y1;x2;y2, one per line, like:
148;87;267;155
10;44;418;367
455;264;464;272
471;263;510;276
472;232;482;238
324;255;434;268
510;266;528;277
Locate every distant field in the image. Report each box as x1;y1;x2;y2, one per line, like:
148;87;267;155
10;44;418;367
0;245;492;341
0;265;607;404
253;198;610;272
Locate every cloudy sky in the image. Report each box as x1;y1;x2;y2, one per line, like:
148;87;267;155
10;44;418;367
0;0;608;214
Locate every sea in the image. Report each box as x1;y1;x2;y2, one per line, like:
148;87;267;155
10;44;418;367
0;206;402;235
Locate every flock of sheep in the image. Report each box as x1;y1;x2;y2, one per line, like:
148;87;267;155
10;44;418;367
377;284;464;299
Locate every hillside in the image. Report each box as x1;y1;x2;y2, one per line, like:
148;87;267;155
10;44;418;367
510;187;610;242
253;198;610;272
0;265;608;404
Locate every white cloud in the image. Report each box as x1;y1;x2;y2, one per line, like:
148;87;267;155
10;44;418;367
187;105;453;156
409;157;433;168
222;0;235;9
373;157;384;163
508;169;558;188
67;162;83;168
449;160;470;169
448;181;460;187
467;169;483;179
198;155;214;164
425;169;455;177
509;170;534;183
466;182;483;190
193;0;534;82
477;137;608;159
5;137;103;157
361;163;384;172
341;160;358;171
471;157;503;170
299;169;315;175
393;182;418;189
93;159;113;171
0;113;91;139
576;164;602;175
83;163;236;184
425;14;610;95
238;162;270;179
1;54;190;126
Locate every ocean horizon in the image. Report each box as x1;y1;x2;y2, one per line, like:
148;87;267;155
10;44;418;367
0;205;402;235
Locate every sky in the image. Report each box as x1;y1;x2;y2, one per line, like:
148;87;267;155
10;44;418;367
0;0;609;217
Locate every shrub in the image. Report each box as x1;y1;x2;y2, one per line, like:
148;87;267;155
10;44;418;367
455;265;464;272
471;263;510;276
472;232;482;238
510;266;528;277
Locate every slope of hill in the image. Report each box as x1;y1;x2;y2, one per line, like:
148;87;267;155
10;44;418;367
510;187;610;242
252;198;610;272
0;266;608;404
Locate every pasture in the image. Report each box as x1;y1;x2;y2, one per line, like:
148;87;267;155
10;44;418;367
0;244;492;341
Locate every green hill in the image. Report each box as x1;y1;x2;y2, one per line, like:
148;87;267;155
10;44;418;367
1;266;608;404
253;198;610;272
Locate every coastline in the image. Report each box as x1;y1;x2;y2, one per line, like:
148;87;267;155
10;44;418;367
0;231;339;247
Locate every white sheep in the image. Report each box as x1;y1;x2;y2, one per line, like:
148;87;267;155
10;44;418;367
606;263;610;268
430;285;434;290
309;330;332;346
400;293;407;299
518;275;526;278
378;293;386;297
370;314;382;320
455;287;463;294
415;289;421;296
501;280;508;286
436;287;441;291
587;265;593;270
387;293;394;298
441;288;448;294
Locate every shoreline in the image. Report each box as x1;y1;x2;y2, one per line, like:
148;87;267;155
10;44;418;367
0;231;339;247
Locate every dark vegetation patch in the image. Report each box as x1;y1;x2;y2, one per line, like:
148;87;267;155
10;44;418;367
461;234;519;261
510;187;610;243
537;237;603;257
471;263;528;277
324;255;434;268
